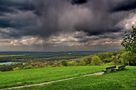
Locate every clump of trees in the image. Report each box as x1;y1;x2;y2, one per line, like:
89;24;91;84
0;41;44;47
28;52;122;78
91;55;102;65
0;63;24;71
122;26;136;53
121;26;136;65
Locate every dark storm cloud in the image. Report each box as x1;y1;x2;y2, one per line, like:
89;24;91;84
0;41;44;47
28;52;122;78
31;0;123;37
0;0;35;14
71;0;88;5
111;0;136;12
0;0;135;40
0;19;11;28
0;6;15;14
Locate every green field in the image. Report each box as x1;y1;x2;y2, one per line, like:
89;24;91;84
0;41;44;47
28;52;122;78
0;66;105;89
17;66;136;90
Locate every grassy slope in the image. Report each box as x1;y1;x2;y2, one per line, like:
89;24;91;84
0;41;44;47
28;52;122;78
0;66;105;88
18;66;136;90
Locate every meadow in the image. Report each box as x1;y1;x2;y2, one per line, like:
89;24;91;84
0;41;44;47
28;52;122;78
0;66;105;89
17;66;136;90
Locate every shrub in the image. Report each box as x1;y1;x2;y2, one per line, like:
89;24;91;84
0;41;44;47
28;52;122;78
67;60;77;66
23;65;33;69
0;65;13;71
78;59;86;66
91;55;102;65
61;61;68;66
118;51;136;66
13;67;21;71
80;56;92;65
102;58;113;63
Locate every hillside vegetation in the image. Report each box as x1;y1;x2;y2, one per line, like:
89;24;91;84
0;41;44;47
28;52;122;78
1;50;136;72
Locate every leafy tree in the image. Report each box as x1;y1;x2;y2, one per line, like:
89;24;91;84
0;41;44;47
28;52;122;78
61;61;68;66
122;26;136;53
79;59;86;66
80;56;92;65
91;55;102;65
119;51;130;65
67;60;77;66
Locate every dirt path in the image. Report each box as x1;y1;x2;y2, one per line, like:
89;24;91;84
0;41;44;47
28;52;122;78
1;72;104;90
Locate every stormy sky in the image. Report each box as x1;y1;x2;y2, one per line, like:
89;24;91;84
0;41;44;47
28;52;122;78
0;0;136;51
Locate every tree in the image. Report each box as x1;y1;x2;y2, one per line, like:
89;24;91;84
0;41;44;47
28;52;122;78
61;61;68;66
91;55;102;65
121;26;136;53
80;56;92;65
121;27;136;66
